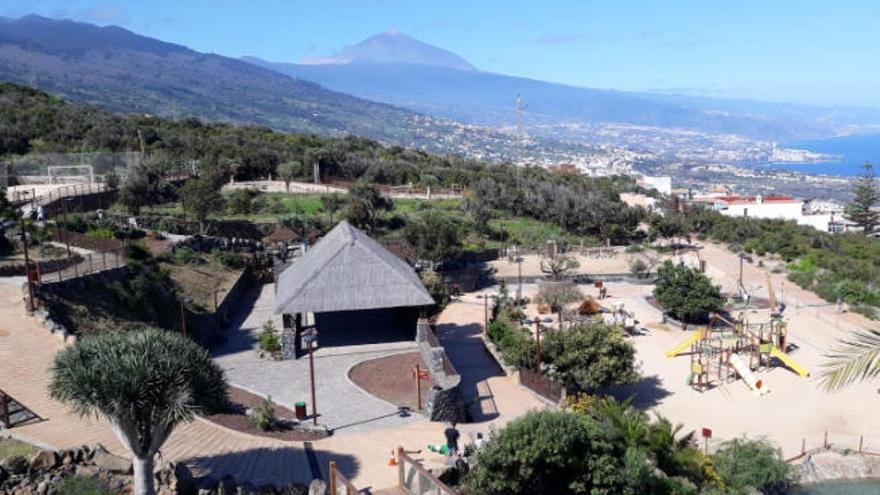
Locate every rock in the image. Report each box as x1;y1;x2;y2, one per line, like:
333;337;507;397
257;484;277;494
36;480;49;495
30;450;60;472
91;445;132;474
436;457;469;486
217;474;237;495
3;455;30;475
0;465;8;484
75;465;100;478
60;450;75;466
172;462;197;495
307;479;326;495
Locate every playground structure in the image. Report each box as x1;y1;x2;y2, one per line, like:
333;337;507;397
666;275;809;395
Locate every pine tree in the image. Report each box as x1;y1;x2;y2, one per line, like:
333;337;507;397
845;163;880;233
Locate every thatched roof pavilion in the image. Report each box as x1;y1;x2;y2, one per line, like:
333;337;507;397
274;220;433;315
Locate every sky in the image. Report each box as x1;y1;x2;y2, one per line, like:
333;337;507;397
5;0;880;108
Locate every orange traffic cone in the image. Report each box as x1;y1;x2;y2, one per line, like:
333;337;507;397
388;450;398;466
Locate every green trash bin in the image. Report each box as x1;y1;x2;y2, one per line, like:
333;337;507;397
294;401;307;420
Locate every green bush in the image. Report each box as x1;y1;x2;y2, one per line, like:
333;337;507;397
250;396;277;431
487;319;534;369
258;320;281;353
84;227;115;239
542;322;639;392
711;439;794;494
465;410;626;495
227;189;261;215
212;249;247;270
653;261;723;323
56;475;116;495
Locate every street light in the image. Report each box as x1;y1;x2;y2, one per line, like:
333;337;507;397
302;328;319;425
475;293;499;336
522;317;553;378
179;296;193;337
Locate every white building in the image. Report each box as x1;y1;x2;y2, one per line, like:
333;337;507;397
637;176;673;196
713;194;804;221
703;194;858;234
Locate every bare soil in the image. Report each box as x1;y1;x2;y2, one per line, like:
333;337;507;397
204;386;325;441
348;351;435;410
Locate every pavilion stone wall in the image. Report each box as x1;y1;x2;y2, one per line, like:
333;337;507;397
416;319;469;423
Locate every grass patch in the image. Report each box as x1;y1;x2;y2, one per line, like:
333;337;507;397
0;437;39;461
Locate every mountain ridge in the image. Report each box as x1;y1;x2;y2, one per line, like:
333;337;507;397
299;29;476;71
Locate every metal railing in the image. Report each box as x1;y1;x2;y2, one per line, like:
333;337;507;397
396;447;458;495
0;389;41;429
35;248;126;284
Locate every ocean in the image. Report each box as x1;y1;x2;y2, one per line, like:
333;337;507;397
768;133;880;177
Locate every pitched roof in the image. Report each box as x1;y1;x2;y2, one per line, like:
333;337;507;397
274;221;434;314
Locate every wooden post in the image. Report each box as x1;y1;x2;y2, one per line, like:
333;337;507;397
859;436;864;453
309;340;317;425
824;430;828;449
802;438;806;455
415;364;422;411
397;446;405;488
88;254;94;274
328;461;337;495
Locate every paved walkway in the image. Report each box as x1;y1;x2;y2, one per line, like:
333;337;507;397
214;284;427;434
0;277;545;489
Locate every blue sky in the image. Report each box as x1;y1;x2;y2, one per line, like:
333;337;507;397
5;0;880;107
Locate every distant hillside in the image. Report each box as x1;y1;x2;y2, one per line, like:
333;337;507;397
246;32;880;141
300;29;476;71
0;15;452;148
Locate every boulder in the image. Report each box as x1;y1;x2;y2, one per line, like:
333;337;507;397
0;465;8;484
30;449;60;472
307;479;326;495
91;445;132;474
36;479;49;495
2;455;29;475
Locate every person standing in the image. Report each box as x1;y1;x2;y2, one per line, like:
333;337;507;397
444;422;461;456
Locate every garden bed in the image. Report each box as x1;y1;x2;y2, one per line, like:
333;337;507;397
348;351;435;410
203;386;325;441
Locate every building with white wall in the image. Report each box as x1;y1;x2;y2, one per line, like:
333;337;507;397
637;176;673;196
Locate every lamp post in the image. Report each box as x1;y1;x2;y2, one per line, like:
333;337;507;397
62;197;74;259
522;317;553;378
475;293;499;336
516;256;524;305
179;296;193;337
302;328;319;425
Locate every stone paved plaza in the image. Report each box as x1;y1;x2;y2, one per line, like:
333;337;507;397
213;284;427;434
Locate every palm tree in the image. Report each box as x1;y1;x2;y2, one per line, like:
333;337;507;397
49;328;227;495
822;328;880;390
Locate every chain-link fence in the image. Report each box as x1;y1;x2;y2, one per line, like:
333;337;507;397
1;151;142;187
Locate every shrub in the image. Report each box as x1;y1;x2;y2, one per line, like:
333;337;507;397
250;396;277;431
653;261;723;323
542;322;639;392
487;319;534;369
56;475;115;495
466;410;626;495
212;249;247;270
258;320;281;353
84;227;115;239
711;438;794;494
227;189;261;215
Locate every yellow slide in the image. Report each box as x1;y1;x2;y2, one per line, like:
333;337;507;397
770;346;810;378
666;331;703;358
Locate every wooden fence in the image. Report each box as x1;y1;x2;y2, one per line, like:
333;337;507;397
396;447;458;495
518;368;565;403
328;461;361;495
